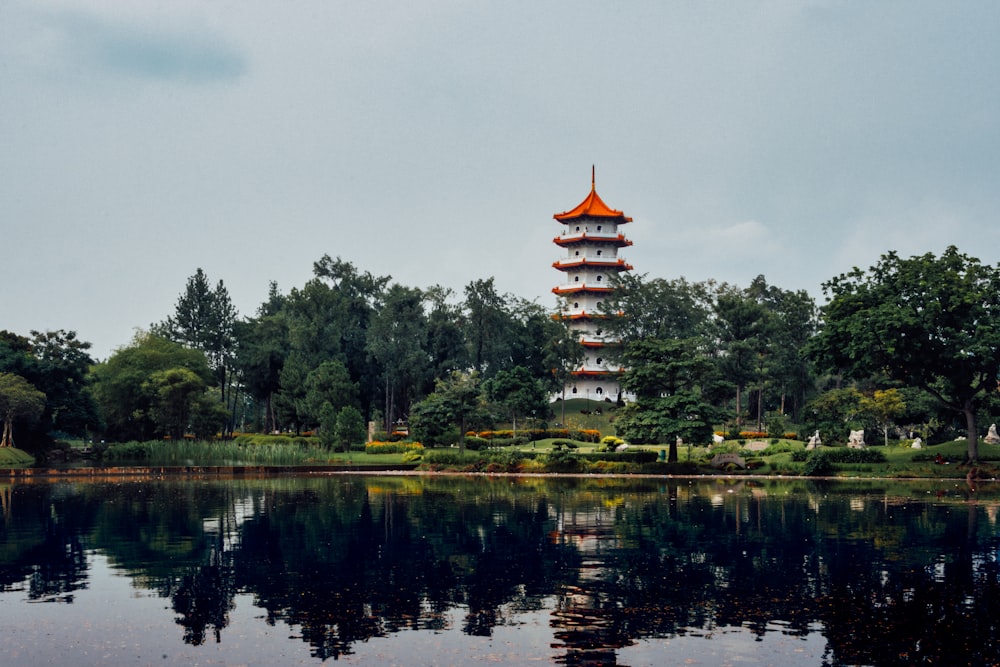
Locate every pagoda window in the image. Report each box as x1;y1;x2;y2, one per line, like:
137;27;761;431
596;275;603;282
573;302;580;309
597;225;603;232
572;387;578;394
574;276;580;282
596;249;603;256
597;358;603;365
575;250;580;256
596;387;604;395
575;226;580;232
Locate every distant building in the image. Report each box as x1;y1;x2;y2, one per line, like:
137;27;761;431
552;170;633;402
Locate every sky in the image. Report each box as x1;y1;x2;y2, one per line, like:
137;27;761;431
2;0;999;360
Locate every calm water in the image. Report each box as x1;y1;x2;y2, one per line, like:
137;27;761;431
1;474;998;666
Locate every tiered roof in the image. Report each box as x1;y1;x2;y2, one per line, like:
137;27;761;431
553;170;632;223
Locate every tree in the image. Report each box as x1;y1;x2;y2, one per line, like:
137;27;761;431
302;360;360;428
143;368;217;440
424;286;469;381
615;339;724;461
27;329;102;438
366;284;430;433
813;246;1000;462
410;371;484;451
483;366;549;436
864;389;906;447
90;332;215;441
0;330;101;446
744;276;818;422
715;286;770;430
463;278;513;378
234;303;289;433
158;269;239;412
805;387;867;443
333;405;366;453
599;273;716;345
545;311;585;424
0;373;46;448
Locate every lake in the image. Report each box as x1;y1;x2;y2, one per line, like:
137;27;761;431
1;473;998;666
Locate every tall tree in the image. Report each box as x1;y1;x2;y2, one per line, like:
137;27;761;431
483;366;549;436
714;286;770;430
599;273;717;347
615;339;724;461
744;277;817;422
424;286;469;383
409;371;484;451
0;330;101;445
234;298;289;433
158;269;239;422
462;278;512;378
90;332;214;441
0;373;46;448
302;360;360;428
366;284;430;433
545;312;586;424
812;246;1000;462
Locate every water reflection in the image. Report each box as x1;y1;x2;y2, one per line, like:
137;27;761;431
1;475;998;666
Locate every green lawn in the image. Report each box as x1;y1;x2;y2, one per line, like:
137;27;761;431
0;447;34;466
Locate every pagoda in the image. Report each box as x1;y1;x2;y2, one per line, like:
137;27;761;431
552;169;633;402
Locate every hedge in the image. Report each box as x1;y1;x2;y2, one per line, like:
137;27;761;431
365;441;425;455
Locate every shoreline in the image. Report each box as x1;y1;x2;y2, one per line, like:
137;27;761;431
2;463;992;483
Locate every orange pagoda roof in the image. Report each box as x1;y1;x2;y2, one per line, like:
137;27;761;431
554;168;632;223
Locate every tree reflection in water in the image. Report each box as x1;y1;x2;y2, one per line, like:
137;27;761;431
0;476;998;665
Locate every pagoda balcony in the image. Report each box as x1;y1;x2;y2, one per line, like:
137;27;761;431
552;283;614;295
553;257;633;271
553;231;633;248
570;368;624;378
556;309;624;321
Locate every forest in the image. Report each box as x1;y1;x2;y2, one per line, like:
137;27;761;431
3;246;1000;463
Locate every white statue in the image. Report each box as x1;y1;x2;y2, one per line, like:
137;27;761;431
806;430;821;450
985;424;1000;445
848;429;866;449
911;437;922;449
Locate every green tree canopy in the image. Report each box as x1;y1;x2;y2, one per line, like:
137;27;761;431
0;373;46;448
410;371;485;450
616;338;725;461
812;246;1000;462
483;366;550;435
90;332;215;441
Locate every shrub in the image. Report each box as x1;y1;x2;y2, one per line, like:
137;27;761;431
822;447;887;464
104;441;152;461
803;451;833;476
464;436;489;451
761;441;796;456
365;441;425;455
401;449;423;463
544;448;581;473
579;450;658;464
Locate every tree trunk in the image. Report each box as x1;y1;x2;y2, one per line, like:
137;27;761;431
964;402;979;463
735;385;743;429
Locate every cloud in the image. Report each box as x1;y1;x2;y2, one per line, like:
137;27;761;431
35;7;247;83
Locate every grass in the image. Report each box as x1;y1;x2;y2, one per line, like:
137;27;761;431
12;416;1000;479
0;447;34;467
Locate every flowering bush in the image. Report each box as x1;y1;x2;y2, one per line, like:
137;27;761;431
365;441;425;455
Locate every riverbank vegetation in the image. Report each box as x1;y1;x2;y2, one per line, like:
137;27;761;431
4;248;1000;469
39;431;992;480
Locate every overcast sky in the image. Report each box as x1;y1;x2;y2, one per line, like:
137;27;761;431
3;1;998;359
